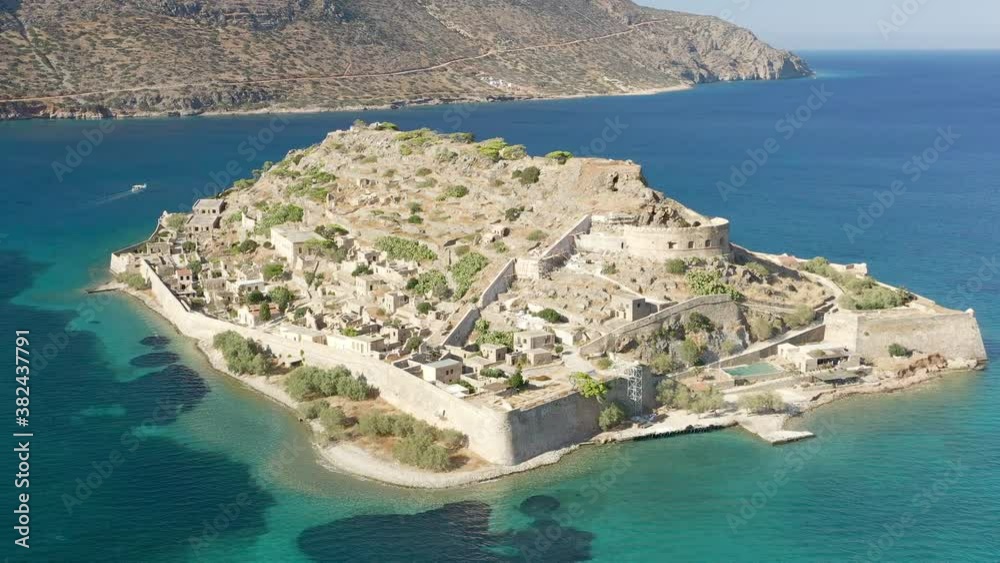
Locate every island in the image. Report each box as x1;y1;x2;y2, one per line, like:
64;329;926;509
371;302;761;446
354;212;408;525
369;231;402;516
108;124;988;488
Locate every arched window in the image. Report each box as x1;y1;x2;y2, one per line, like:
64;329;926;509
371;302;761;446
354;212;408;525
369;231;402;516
687;241;695;249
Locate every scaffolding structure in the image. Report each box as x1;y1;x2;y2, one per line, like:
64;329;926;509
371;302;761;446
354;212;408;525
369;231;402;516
621;363;645;413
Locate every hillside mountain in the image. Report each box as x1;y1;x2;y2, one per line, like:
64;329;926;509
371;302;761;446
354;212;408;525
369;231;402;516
0;0;811;119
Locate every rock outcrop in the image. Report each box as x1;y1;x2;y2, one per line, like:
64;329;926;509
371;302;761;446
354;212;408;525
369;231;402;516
0;0;811;119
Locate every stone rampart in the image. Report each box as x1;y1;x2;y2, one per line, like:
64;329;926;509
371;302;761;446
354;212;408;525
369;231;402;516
826;309;987;362
579;295;740;357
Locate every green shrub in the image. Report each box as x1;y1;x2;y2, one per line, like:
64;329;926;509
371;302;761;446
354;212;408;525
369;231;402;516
319;407;348;439
889;343;911;357
480;368;507;379
572;372;609;400
182;241;196;253
450;132;475;144
738;392;786;415
415;167;433;177
474;320;514;349
533;308;567;324
393;433;451;471
351;263;372;277
507;372;527;391
598;403;626;431
601;263;617;275
409;270;450;299
505;207;525;222
375;236;437;262
442;185;469;199
665;259;687;275
268;286;295;312
685;270;744;301
374;122;399;131
166;214;188;230
439;429;467;451
254;204;304;234
784;305;816;329
476;138;510;162
689;387;726;414
595;357;613;370
747;262;771;278
246;290;266;305
515;166;540;185
649;353;682;375
299;401;329;420
284;366;372;402
527;229;546;242
212;331;270;375
545;150;573;164
263;262;284;281
684;312;715;334
238;239;258;254
416;302;433;315
116;272;149;290
657;379;692;409
749;316;776;342
450;252;489;298
499;145;527;160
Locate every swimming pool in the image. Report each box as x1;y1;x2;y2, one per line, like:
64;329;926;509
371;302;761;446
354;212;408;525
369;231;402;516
724;362;782;378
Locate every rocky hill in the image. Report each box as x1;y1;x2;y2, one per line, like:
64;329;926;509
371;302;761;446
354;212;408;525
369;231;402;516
0;0;811;119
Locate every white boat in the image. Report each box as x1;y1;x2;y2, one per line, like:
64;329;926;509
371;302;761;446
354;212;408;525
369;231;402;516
131;183;147;193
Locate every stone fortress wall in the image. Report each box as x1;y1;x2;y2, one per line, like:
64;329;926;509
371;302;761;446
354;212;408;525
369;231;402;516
825;309;987;363
577;217;731;260
112;244;650;466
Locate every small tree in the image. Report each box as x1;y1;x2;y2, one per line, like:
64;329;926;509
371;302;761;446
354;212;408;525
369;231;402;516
677;338;705;367
238;239;258;254
689;387;726;415
738;392;786;415
507;371;527;391
598;403;626;431
258;304;272;322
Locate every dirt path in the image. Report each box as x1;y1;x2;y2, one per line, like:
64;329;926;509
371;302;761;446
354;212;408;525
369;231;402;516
0;18;672;103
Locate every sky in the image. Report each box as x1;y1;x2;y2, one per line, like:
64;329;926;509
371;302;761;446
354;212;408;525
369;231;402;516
642;1;1000;50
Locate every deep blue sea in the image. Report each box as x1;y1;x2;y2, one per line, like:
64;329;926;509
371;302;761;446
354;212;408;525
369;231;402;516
1;51;998;562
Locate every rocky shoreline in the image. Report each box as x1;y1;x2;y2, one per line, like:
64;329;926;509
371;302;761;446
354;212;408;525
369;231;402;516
110;283;980;489
0;85;698;121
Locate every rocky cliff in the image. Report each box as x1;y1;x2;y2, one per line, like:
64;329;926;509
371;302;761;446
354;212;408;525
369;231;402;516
0;0;811;119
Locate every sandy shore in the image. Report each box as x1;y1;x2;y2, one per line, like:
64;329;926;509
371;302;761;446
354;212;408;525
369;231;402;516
116;285;982;489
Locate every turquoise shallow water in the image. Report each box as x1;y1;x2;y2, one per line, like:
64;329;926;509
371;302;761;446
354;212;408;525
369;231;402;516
1;51;998;561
